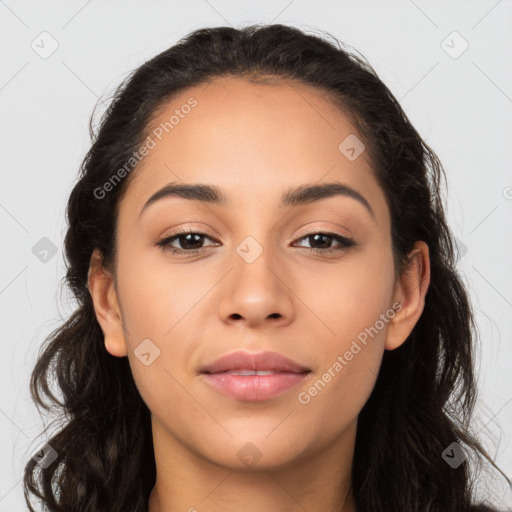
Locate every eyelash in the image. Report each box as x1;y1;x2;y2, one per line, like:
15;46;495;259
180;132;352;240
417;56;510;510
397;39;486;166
155;227;357;257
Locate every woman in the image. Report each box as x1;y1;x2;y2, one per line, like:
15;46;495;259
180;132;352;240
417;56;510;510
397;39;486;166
23;24;509;512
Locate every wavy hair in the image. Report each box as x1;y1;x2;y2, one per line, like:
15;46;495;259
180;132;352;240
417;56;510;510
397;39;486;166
23;24;509;512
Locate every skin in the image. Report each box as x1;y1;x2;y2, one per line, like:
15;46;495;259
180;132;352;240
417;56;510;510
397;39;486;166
88;76;430;512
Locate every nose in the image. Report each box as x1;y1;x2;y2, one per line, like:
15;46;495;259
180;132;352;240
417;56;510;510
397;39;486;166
216;241;295;329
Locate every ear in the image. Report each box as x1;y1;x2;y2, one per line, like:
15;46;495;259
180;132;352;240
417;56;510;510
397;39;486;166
385;240;431;351
87;248;127;357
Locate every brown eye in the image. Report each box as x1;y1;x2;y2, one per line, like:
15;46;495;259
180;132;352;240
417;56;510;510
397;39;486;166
156;230;219;255
293;232;356;254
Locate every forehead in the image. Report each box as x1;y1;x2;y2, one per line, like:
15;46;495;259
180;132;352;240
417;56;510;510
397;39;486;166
120;76;387;223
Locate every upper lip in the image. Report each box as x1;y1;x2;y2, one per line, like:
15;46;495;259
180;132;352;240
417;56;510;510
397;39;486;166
200;350;311;374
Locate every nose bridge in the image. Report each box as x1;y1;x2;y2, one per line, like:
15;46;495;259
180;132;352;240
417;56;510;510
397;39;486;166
216;228;295;326
230;203;280;275
232;231;281;296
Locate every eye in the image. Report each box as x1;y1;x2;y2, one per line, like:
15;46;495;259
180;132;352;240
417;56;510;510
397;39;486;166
156;228;357;257
292;231;356;255
156;228;219;255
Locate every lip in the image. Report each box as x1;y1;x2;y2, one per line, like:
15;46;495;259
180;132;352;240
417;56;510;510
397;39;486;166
199;350;311;402
199;350;310;374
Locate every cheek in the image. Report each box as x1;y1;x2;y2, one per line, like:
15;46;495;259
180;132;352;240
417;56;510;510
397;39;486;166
295;244;396;346
112;248;196;410
292;248;395;416
115;243;204;339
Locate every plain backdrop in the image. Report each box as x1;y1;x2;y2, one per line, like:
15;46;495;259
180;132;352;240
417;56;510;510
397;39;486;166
1;0;511;509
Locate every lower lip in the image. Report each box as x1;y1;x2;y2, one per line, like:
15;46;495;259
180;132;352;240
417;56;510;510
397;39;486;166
201;372;310;401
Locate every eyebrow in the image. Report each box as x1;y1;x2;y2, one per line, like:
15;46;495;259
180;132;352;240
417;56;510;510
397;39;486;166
139;181;375;219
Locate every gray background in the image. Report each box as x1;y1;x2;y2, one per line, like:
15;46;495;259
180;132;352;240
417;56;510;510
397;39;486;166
1;0;511;509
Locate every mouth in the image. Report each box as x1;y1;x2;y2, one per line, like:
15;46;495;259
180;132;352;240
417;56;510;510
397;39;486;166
199;350;311;374
200;371;311;401
211;369;308;376
199;350;312;401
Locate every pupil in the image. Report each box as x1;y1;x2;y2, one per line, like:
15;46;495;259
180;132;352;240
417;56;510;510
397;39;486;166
181;234;202;250
311;234;330;249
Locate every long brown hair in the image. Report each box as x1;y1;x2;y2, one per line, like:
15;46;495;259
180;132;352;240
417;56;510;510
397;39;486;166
23;24;509;511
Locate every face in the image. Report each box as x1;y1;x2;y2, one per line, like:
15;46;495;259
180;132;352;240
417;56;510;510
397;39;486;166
91;76;424;471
